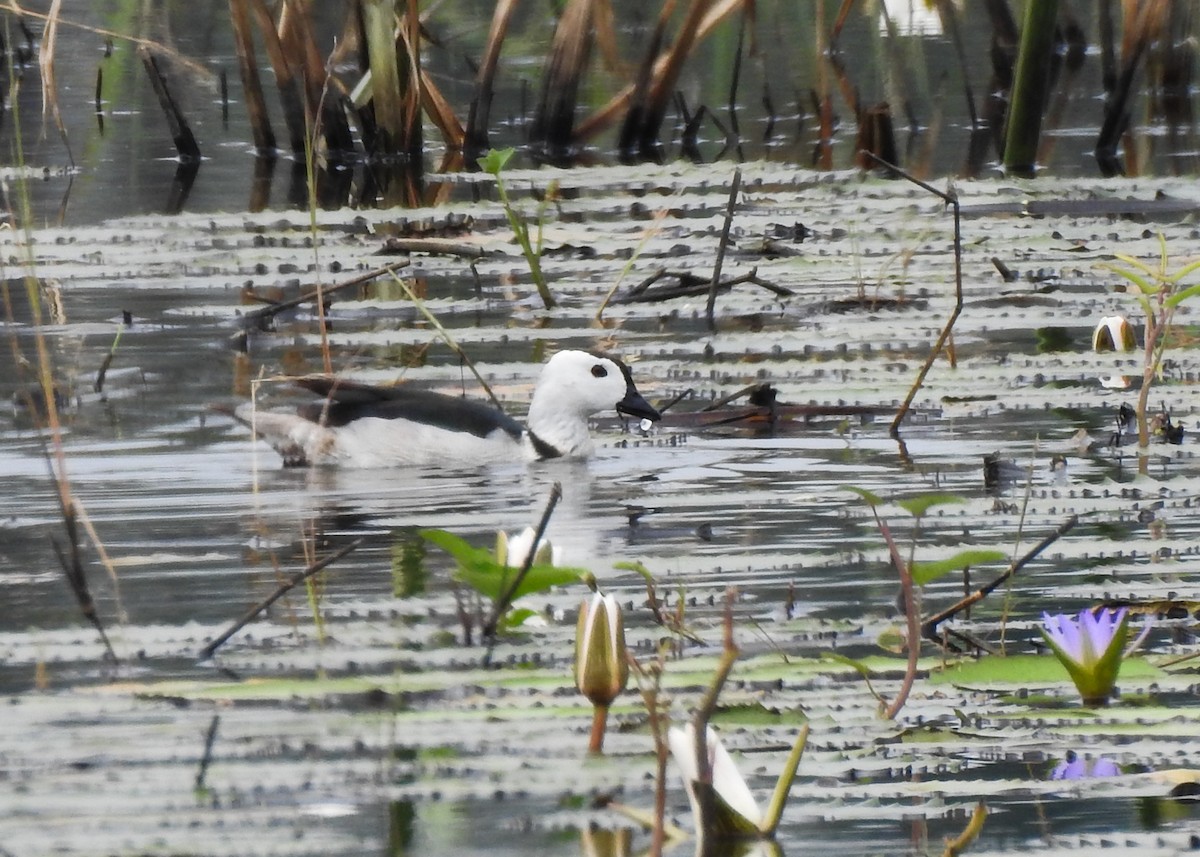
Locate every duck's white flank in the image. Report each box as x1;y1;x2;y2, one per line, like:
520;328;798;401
232;350;661;468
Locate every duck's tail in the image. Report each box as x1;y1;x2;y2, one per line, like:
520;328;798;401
226;403;333;467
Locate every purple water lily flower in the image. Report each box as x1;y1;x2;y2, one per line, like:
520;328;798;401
1051;751;1121;780
1041;608;1130;706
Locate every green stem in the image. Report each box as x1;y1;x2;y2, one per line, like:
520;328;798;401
1003;0;1060;175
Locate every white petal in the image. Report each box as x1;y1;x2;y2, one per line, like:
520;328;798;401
668;724;763;828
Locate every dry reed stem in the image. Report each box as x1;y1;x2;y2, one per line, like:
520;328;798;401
246;0;307;152
228;0;277;152
419;66;464;147
531;0;597;154
574;0;743;142
465;0;518;156
36;0;73;165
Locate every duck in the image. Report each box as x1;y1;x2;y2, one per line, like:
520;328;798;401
231;350;662;467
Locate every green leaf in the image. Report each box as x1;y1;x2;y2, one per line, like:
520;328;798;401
843;485;884;506
614;560;654;582
500;607;539;629
421;528;585;602
1166;258;1200;284
896;492;966;518
420;528;493;568
910;549;1007;585
822;651;876;678
1164;281;1200;308
478;146;515;176
454;563;586;602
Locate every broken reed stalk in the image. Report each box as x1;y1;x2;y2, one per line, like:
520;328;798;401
705;167;741;330
197;537;364;661
530;0;596;162
631;0;717;159
921;515;1078;644
139;47;202;162
574;0;744;143
228;0;277;153
464;0;518;161
1002;0;1059;175
245;0;307;153
482;483;563;654
359;0;420;156
861;154;962;438
862;506;918;719
194;714;221;791
935;0;979;128
38;0;74;166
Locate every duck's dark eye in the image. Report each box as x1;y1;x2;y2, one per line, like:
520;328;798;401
591;364;608;378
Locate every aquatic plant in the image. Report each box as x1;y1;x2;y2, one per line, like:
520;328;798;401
667;722;809;843
1091;315;1137;352
1051;751;1120;780
1041;607;1129;707
575;590;629;754
478;147;557;310
421;525;584;639
421;487;586;646
1101;235;1200;454
845;488;1007;717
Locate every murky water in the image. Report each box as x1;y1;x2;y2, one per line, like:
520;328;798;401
4;3;1200;855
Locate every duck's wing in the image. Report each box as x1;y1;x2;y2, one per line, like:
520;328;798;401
294;377;524;440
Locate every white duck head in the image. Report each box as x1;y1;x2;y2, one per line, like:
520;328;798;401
524;350;660;458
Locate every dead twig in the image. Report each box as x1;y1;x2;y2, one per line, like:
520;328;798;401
706;167;742;330
194;714;221;791
612;268;792;305
197;537;364;661
861;153;963;437
238;260;410;331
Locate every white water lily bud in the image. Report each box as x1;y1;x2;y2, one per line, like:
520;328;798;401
498;526;562;568
1092;316;1137;352
667;724;765;837
574;592;629;708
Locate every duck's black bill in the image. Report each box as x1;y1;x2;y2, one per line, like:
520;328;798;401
617;388;662;422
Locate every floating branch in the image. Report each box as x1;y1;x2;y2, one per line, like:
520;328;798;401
198;537;364;661
237;260;410;331
612;268;792;305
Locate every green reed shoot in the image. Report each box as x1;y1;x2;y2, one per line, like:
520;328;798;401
479;147;557;309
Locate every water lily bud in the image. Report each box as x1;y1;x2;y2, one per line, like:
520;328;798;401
1092;316;1137;352
574;592;629;708
498;526;562;568
667;724;764;837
